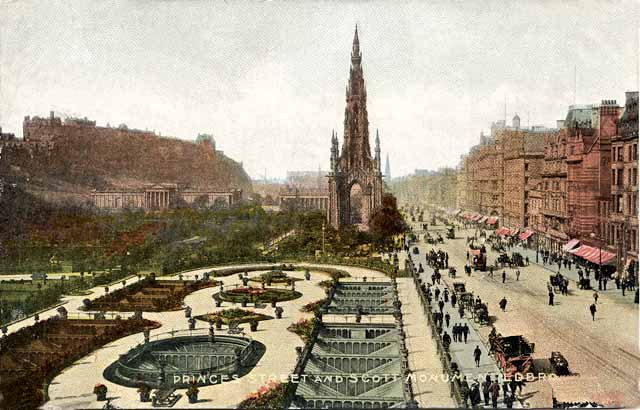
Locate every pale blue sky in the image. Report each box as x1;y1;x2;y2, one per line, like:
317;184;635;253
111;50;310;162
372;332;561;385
1;0;638;178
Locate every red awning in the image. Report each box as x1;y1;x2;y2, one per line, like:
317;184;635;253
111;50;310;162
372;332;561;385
562;239;580;252
569;245;615;265
486;217;498;225
518;230;535;241
496;227;512;236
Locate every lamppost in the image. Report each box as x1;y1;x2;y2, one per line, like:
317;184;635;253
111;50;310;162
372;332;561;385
321;222;326;255
590;232;602;290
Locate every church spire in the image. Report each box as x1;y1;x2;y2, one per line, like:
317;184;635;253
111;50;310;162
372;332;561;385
351;25;361;66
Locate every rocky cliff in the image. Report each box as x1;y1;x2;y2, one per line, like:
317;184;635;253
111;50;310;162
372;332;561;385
0;114;252;205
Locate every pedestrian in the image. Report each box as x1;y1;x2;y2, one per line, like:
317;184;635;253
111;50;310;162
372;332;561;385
442;331;451;350
502;270;506;283
490;378;500;408
622;280;627;296
593;291;598;304
470;380;481;408
516;269;520;281
548;291;554;306
590;303;597;321
460;376;470;408
444;288;449;303
439;299;445;313
462;323;469;343
509;379;517;398
445;312;451;328
505;392;515;408
603;278;608;290
525;256;529;266
473;345;482;367
482;375;492;406
466;251;470;261
435;288;440;300
502;379;509;399
458;304;465;318
451;293;457;308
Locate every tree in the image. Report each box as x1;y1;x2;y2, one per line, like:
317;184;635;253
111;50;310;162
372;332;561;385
369;193;407;249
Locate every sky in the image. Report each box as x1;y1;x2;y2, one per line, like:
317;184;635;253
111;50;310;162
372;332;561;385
1;0;639;179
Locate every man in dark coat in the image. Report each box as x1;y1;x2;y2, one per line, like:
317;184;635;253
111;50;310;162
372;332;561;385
445;312;451;328
462;323;469;343
439;299;445;313
499;297;507;312
548;291;554;306
590;303;597;321
470;380;481;407
451;293;457;308
482;375;492;405
442;331;451;350
473;345;482;367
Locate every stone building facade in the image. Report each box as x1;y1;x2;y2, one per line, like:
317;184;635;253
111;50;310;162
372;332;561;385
539;129;569;251
91;184;242;210
565;101;620;245
604;91;639;269
328;27;384;231
498;123;547;229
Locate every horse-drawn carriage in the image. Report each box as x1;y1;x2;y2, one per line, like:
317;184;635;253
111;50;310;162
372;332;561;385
453;282;466;294
471;251;487;272
490;334;535;378
459;292;474;310
446;227;455;239
473;302;490;325
497;253;511;267
511;252;525;267
550;351;570;375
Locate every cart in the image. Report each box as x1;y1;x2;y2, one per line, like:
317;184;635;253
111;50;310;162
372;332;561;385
550;351;569;375
490;335;535;378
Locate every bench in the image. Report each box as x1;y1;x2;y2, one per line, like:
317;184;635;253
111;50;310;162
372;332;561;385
151;387;180;407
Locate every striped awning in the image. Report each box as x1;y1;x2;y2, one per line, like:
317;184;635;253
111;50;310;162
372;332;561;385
486;217;498;225
518;230;535;241
562;239;580;252
568;245;615;265
495;227;512;236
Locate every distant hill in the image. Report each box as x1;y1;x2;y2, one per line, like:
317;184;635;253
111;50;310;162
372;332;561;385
0;113;252;205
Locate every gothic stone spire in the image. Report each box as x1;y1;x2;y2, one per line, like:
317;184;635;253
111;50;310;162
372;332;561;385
340;25;371;169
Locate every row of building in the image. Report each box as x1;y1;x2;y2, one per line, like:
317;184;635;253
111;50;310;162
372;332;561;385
456;91;638;271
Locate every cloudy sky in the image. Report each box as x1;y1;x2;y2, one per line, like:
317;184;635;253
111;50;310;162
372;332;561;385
1;0;638;179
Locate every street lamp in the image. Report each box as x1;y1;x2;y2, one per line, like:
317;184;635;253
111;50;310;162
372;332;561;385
590;232;602;290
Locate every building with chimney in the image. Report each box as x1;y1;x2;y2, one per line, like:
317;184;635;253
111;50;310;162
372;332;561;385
328;26;384;231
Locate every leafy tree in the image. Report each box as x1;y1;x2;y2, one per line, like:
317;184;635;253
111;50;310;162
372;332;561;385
369;193;407;250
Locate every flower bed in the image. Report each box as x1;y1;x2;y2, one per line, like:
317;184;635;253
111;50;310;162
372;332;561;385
248;270;301;285
238;380;288;409
300;299;327;313
287;318;314;342
216;287;302;304
195;308;272;324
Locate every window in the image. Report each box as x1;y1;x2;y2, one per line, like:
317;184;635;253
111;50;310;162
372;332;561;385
633;167;638;186
617;169;624;186
633;144;638;160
